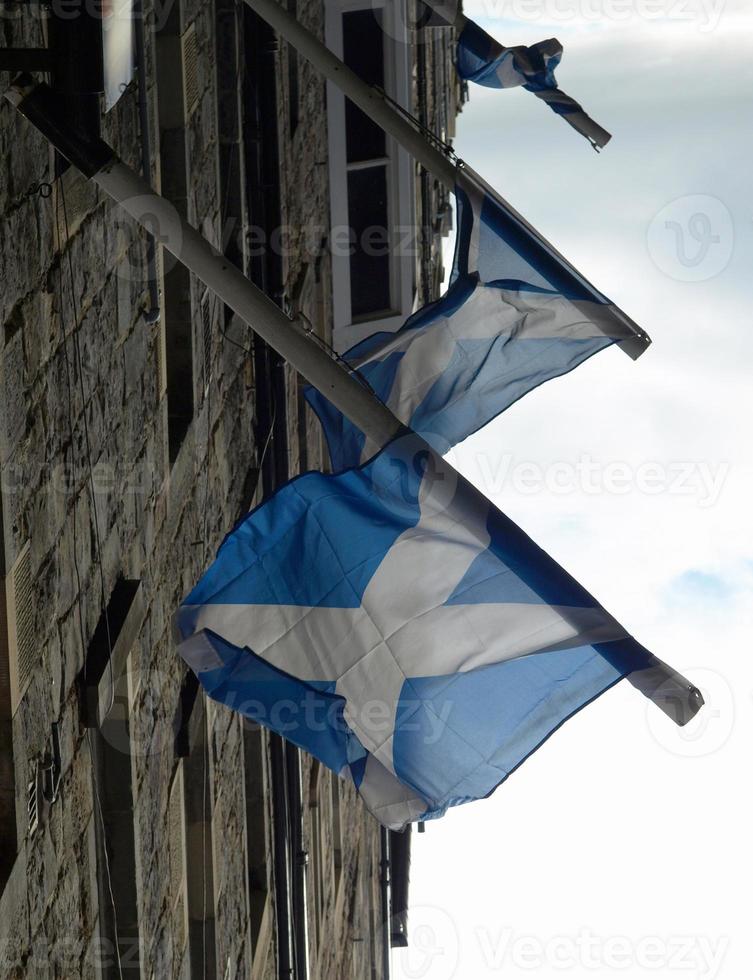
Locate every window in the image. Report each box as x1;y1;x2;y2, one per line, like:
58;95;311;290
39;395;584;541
184;700;217;978
0;501;23;887
326;0;415;351
331;773;343;894
155;3;198;465
307;762;325;957
215;0;247;286
343;9;390;320
168;764;190;972
91;690;142;978
102;0;135;110
242;724;270;958
80;579;144;977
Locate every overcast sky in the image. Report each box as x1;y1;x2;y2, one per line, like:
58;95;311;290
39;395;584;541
394;4;752;979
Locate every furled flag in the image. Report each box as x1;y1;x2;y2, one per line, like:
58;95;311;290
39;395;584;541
455;16;612;149
174;434;702;831
307;166;649;472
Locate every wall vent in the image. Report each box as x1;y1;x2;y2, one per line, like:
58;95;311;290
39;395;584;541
12;543;34;701
27;767;39;838
0;541;36;716
181;24;201;117
201;289;212;390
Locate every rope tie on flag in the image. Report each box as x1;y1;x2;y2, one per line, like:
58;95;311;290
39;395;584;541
454;17;612;150
294;311;379;400
375;85;458;162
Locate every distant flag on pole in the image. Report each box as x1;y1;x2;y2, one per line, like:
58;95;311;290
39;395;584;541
455;16;612;150
174;435;702;831
306;165;648;472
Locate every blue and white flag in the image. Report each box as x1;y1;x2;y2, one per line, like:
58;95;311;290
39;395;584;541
307;167;648;472
456;17;611;150
174;435;702;830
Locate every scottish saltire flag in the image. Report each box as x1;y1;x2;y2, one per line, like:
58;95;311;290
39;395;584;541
307;167;649;472
456;17;611;150
174;435;702;830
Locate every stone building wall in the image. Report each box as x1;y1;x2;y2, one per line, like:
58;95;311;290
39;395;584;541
0;1;460;978
0;0;261;972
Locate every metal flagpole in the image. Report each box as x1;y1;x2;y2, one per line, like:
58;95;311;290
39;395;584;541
242;0;648;359
244;0;461;184
3;78;401;453
247;0;458;188
3;76;700;728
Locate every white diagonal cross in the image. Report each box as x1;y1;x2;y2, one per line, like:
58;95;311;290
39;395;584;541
179;469;625;776
355;284;623;463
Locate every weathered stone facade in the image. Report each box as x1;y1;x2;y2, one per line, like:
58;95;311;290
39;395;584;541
0;1;460;978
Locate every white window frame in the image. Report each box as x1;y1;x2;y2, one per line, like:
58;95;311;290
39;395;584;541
325;0;415;352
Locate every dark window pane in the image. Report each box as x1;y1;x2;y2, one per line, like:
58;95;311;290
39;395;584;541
348;165;391;318
345;100;386;163
287;0;299;135
342;9;384;85
343;9;385;162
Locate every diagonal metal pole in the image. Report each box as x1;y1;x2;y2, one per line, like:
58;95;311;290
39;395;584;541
243;0;648;359
4;75;701;729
